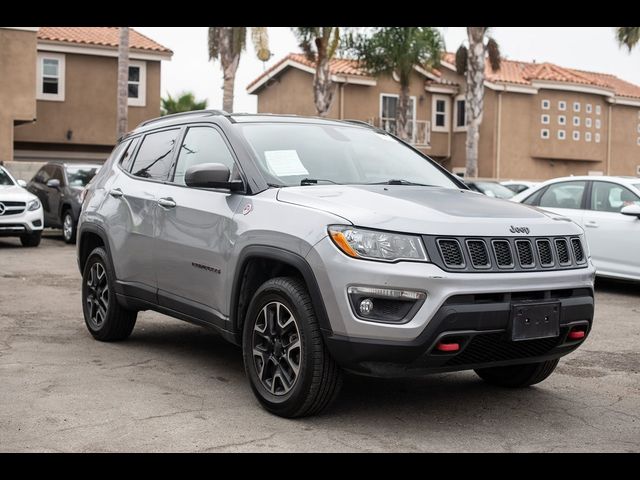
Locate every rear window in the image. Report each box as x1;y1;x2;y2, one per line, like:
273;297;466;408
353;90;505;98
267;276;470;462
130;129;180;181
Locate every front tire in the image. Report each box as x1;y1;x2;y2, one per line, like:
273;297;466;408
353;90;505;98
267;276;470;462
474;359;559;388
242;277;342;418
62;210;77;244
20;231;41;247
82;246;137;341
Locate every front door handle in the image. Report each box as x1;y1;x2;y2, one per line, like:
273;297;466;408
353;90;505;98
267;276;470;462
585;220;599;228
157;197;176;209
109;188;124;198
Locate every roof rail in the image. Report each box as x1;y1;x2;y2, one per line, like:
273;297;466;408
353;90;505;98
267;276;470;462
342;119;377;129
138;109;229;127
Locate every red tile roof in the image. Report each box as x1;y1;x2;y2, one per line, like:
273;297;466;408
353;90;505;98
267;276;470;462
37;27;172;54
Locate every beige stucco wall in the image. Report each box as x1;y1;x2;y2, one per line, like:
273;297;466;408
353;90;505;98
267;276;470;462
0;28;37;162
14;52;161;149
609;103;640;176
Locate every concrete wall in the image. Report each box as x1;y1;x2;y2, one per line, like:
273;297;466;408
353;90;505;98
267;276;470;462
0;28;37;163
2;161;43;183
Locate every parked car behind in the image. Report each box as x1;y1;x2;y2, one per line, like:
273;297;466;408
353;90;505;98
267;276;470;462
27;162;100;243
0;165;43;247
465;180;515;199
501;180;539;194
511;176;640;282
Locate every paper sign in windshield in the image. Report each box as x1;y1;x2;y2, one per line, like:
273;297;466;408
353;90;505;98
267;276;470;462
264;150;309;176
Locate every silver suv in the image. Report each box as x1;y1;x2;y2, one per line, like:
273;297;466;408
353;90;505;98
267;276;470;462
77;111;595;417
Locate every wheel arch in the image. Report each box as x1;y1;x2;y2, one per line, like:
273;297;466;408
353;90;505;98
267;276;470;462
77;223;112;274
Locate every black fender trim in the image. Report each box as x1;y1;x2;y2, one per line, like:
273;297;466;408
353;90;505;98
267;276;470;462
230;245;333;344
76;223;113;274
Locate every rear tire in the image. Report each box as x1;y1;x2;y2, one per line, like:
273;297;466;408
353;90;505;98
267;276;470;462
62;210;77;244
474;359;559;388
82;246;137;341
20;231;41;247
242;277;342;418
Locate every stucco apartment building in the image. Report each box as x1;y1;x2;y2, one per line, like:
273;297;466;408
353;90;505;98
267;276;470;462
247;52;640;180
0;27;171;178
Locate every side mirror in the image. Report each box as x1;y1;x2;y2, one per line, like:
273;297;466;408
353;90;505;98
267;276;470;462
185;163;243;191
621;204;640;218
17;179;27;187
46;178;61;189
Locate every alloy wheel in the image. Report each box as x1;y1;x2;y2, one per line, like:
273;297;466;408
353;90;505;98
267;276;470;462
63;214;73;241
252;301;302;395
85;262;109;329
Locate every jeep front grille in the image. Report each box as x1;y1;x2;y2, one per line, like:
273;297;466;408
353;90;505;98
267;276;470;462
424;235;587;273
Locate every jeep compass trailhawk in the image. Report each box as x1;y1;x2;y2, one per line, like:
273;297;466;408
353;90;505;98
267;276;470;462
77;111;595;417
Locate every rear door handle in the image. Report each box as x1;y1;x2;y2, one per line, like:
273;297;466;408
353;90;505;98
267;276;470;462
157;197;176;209
585;220;599;228
109;188;123;198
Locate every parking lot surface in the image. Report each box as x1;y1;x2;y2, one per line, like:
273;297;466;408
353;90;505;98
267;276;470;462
1;232;639;452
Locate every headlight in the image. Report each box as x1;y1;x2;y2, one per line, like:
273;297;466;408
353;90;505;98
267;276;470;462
27;199;40;211
328;225;428;262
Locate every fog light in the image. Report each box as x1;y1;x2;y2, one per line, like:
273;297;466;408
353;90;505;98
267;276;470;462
359;298;374;315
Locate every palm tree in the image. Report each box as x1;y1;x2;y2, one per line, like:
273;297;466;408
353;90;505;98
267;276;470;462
161;91;208;115
345;27;443;141
208;27;270;112
292;27;341;117
616;27;640;52
455;27;501;178
116;27;130;139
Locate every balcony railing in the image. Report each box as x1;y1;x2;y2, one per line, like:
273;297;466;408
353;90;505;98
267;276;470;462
369;117;431;147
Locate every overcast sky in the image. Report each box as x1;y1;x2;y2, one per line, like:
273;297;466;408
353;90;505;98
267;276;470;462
135;27;640;113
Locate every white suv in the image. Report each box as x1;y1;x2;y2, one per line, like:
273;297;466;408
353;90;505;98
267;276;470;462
0;166;44;247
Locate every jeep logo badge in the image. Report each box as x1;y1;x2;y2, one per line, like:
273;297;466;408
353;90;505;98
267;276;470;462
0;202;5;216
509;225;530;234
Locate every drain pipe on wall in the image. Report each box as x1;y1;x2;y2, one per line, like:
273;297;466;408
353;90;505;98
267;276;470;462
495;90;504;180
339;83;345;120
606;102;613;175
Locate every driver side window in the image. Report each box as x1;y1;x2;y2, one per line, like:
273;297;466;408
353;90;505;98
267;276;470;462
590;182;640;213
536;181;586;210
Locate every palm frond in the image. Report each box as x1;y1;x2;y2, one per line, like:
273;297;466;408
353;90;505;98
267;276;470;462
616;27;640;52
251;27;271;61
455;45;468;75
486;37;501;71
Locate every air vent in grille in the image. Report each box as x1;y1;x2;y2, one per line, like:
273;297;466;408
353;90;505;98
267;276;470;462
555;239;571;265
492;240;514;268
466;240;490;268
437;239;465;268
515;240;534;267
571;238;585;263
536;239;554;267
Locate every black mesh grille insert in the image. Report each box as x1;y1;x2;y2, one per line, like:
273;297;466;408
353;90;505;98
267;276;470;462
0;201;26;207
445;332;562;366
492;240;513;268
555;239;570;265
466;240;490;268
571;238;585;263
536;239;554;267
0;209;25;216
437;240;464;267
515;240;534;267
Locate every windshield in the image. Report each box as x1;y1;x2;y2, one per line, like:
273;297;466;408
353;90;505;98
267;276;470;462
472;181;515;199
634;184;640;192
0;168;15;186
239;123;459;188
66;166;100;187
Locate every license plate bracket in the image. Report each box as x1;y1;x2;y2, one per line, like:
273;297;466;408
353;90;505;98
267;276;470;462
510;302;560;341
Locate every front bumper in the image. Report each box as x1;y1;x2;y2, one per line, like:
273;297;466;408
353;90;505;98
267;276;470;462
0;208;44;237
306;236;595;375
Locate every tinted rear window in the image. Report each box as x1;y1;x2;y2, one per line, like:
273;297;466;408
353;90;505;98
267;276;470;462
130;129;180;181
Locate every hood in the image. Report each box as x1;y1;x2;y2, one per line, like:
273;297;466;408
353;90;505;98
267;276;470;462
276;185;582;237
0;184;37;202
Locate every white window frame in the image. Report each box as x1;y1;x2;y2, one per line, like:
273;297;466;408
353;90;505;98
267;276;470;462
127;60;147;107
454;95;467;132
558;129;566;140
37;52;65;101
573;101;581;112
586;103;592;114
585;132;592;142
595;132;601;143
541;114;550;125
379;93;417;140
558;115;566;125
541;128;550;139
541;99;550;110
572;130;580;141
637;136;640;146
596;105;601;115
573;116;580;127
431;94;450;132
586;118;592;128
595;118;601;129
558;100;566;111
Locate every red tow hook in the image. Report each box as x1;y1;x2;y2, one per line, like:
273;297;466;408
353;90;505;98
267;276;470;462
568;329;586;340
435;341;460;352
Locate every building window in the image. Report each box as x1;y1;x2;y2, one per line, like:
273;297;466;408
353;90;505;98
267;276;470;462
432;95;449;132
586;118;592;128
127;61;147;107
573;102;581;112
541;114;550;124
637;124;640;133
558;129;566;140
455;97;466;130
558;115;566;125
541;129;550;139
596;105;601;115
37;52;65;101
573;116;580;126
573;131;580;141
558;100;566;111
595;133;601;143
595;119;601;129
380;94;416;139
585;132;592;142
586;104;592;114
541;99;550;110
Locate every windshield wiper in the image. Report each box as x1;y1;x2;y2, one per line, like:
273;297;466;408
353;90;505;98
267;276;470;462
367;179;435;187
300;178;340;186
